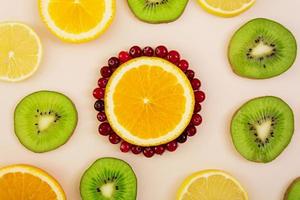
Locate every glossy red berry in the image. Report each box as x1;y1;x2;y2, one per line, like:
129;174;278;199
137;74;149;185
108;57;120;70
194;103;202;113
143;147;155;158
98;122;112;136
143;46;154;56
100;66;112;78
94;100;104;112
192;114;202;126
191;78;201;90
178;60;189;72
177;133;188;143
186;126;197;137
154;145;165;155
166;141;178;152
194;91;205;103
97;112;107;122
109;133;121;144
119;51;131;63
167;50;180;64
155;45;168;58
98;78;108;88
129;46;142;58
131;145;143;154
93;88;105;99
185;69;195;80
120;141;131;153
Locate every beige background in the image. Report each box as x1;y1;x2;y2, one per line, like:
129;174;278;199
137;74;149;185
0;0;300;199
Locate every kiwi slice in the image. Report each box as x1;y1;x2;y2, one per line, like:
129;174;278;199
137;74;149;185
228;18;297;79
14;91;78;153
80;157;137;200
127;0;189;24
231;96;294;163
284;178;300;200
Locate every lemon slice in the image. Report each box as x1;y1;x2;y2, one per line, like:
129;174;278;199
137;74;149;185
105;57;195;147
177;170;248;200
198;0;256;17
0;164;66;199
0;22;42;82
39;0;116;43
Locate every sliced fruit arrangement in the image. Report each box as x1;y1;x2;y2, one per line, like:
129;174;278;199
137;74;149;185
228;18;297;79
0;164;66;200
39;0;116;43
80;157;137;200
14;91;78;153
127;0;189;24
284;177;300;200
231;96;294;163
0;22;42;82
177;169;248;200
197;0;255;17
93;45;205;157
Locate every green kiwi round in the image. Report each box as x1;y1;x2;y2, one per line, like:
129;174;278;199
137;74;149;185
14;90;78;153
127;0;189;24
80;157;137;200
228;18;297;79
231;96;294;163
284;178;300;200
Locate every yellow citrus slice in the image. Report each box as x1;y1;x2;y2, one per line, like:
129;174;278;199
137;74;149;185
105;57;195;147
198;0;256;17
0;22;42;82
177;169;248;200
0;164;66;200
39;0;116;43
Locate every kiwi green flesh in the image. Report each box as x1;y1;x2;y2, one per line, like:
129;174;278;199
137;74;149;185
14;91;78;153
284;178;300;200
231;96;294;163
229;18;297;79
80;157;137;200
127;0;188;24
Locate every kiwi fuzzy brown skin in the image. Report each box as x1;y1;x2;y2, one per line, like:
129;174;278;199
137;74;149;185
14;90;78;153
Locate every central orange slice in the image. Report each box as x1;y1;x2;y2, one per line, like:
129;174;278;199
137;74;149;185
105;57;195;146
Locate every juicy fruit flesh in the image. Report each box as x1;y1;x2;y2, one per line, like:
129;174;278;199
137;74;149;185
231;96;294;163
204;0;253;11
229;18;297;79
0;23;41;81
48;0;105;34
285;178;300;200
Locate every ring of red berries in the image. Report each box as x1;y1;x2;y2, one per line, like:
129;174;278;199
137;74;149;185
93;45;205;158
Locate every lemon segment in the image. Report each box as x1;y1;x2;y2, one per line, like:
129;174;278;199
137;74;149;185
0;22;42;82
105;57;195;147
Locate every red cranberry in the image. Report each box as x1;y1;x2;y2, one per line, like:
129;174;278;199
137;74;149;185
94;100;104;112
155;45;168;58
131;145;143;154
119;51;131;63
143;147;155;158
100;66;112;78
129;46;142;58
93;88;105;99
98;78;108;88
177;133;188;143
109;133;121;144
108;57;120;70
154;145;165;155
120;141;131;153
167;50;180;64
178;60;189;72
97;112;107;122
194;91;205;103
185;70;195;80
191;79;201;90
98;122;111;136
186;126;197;137
143;46;154;56
166;141;178;152
192;114;202;126
194;103;202;113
